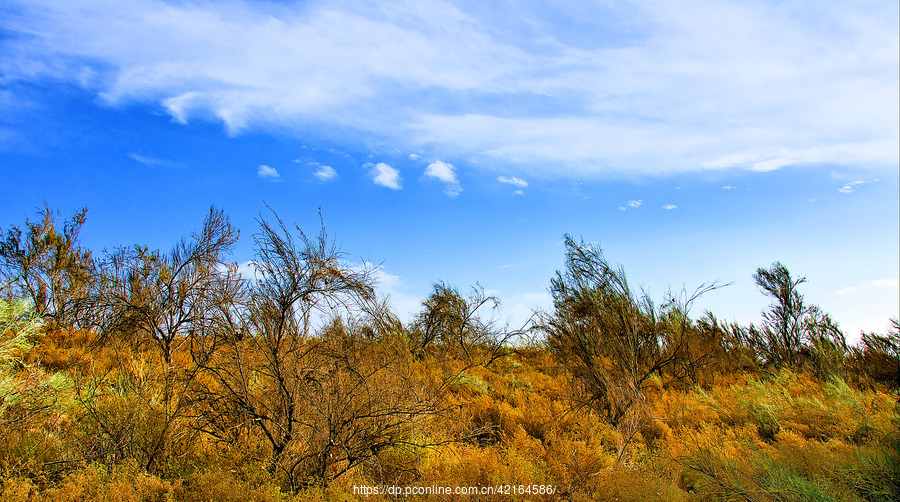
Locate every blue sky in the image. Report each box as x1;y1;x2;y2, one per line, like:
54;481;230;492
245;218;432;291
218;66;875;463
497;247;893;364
1;0;898;339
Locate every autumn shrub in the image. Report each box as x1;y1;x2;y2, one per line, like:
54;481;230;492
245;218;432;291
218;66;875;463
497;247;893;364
359;444;423;488
62;346;203;478
639;419;672;450
513;392;558;442
541;234;724;449
178;467;284;502
462;393;528;446
0;461;177;502
0;206;95;328
586;470;688;502
540;416;616;494
27;326;97;372
410;282;510;364
847;320;899;391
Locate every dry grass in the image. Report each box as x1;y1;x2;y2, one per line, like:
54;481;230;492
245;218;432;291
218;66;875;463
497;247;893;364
1;341;897;501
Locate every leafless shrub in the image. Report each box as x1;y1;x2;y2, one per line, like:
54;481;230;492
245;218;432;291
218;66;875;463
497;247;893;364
193;210;439;491
80;207;242;473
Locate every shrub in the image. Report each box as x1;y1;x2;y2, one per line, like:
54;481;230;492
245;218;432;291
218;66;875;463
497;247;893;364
848;319;900;390
541;235;719;427
0;206;94;328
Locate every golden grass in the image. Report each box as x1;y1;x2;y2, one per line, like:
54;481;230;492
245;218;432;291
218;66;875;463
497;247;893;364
1;338;897;501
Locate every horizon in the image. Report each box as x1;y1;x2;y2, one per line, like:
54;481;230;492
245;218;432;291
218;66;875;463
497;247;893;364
1;0;898;340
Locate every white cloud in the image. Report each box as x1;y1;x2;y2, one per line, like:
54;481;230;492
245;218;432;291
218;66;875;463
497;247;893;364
235;261;257;280
837;179;867;193
425;160;462;196
369;265;423;324
628;200;643;208
217;261;258;281
493;291;553;330
497;175;528;187
836;278;900;296
721;185;736;190
662;204;677;210
425;160;457;183
836;286;859;296
701;152;763;170
257;164;280;180
703;142;898;174
2;0;897;177
513;190;524;196
369;162;401;190
313;164;337;182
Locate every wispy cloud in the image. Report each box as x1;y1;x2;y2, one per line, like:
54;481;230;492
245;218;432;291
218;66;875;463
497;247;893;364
495;291;553;329
234;261;258;281
3;0;897;177
619;199;643;211
721;185;736;190
257;164;281;181
312;163;337;182
369;264;421;323
127;152;182;168
836;278;900;296
425;160;461;197
497;176;527;187
662;204;678;210
369;162;401;190
837;179;868;193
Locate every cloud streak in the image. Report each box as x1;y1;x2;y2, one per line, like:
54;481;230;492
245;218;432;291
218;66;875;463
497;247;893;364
497;176;527;187
837;179;872;194
3;0;897;177
836;278;900;296
127;152;182;168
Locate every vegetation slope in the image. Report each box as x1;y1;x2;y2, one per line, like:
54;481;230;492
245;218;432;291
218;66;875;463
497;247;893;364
0;206;897;501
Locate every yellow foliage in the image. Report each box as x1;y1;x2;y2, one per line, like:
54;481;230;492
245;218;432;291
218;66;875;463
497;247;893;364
2;330;897;501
